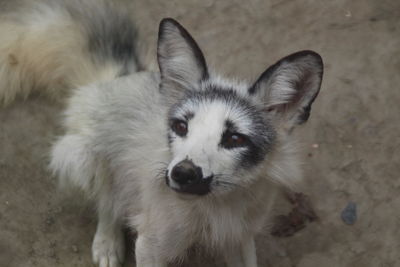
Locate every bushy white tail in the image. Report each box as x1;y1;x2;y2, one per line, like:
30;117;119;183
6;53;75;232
0;0;138;105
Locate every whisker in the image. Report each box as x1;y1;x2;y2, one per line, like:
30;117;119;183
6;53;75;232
213;173;262;205
152;162;169;182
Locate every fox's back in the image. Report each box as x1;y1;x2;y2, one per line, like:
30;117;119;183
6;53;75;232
67;71;167;154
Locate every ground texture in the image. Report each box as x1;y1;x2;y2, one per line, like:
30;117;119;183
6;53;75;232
1;0;400;266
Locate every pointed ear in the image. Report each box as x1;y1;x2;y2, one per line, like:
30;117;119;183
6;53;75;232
157;18;208;100
249;50;323;129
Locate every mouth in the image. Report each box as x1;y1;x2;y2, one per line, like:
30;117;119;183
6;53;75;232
165;175;213;196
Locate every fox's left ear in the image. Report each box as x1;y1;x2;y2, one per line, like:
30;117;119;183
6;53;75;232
249;51;323;129
157;18;208;101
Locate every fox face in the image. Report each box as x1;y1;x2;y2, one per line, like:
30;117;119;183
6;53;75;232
158;19;323;196
166;82;276;196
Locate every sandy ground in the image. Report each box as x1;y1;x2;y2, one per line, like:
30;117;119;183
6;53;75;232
1;0;400;266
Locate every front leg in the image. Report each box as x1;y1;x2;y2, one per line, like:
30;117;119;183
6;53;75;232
92;210;125;267
223;237;257;267
135;235;168;267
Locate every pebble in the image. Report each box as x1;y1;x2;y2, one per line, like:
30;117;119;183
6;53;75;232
341;201;357;225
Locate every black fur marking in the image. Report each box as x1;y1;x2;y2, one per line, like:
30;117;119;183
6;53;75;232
225;120;239;133
184;112;194;121
66;2;140;75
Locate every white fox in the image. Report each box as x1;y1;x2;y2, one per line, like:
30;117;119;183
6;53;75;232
0;1;323;266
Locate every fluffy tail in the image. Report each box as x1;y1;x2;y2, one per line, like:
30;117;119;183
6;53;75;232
0;0;139;105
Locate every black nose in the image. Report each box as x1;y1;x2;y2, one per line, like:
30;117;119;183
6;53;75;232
171;159;202;185
169;160;212;195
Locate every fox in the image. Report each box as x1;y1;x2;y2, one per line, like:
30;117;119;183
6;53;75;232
0;1;323;266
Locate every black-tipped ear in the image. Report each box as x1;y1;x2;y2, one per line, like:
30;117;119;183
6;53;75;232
249;50;323;128
157;18;208;100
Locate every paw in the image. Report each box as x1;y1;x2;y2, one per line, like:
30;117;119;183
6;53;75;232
92;227;125;267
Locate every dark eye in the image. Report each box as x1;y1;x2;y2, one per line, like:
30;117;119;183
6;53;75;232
171;120;188;137
221;132;248;149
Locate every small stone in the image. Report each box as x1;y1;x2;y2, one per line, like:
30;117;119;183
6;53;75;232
71;245;79;253
312;143;319;149
341;201;357;225
347;144;353;148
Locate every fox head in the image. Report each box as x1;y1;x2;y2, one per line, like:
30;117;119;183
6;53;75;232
157;18;323;196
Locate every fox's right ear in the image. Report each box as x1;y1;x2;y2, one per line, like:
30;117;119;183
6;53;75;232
157;18;208;101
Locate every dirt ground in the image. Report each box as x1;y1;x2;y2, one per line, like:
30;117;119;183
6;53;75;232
1;0;400;266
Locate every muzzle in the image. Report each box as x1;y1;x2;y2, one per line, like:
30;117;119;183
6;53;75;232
167;159;213;195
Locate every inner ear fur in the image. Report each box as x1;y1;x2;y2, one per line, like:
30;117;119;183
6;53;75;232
249;50;323;127
157;18;209;102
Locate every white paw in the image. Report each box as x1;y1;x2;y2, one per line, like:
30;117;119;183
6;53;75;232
92;227;125;267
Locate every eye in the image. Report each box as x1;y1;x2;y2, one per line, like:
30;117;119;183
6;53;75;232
171;120;188;137
221;132;248;149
